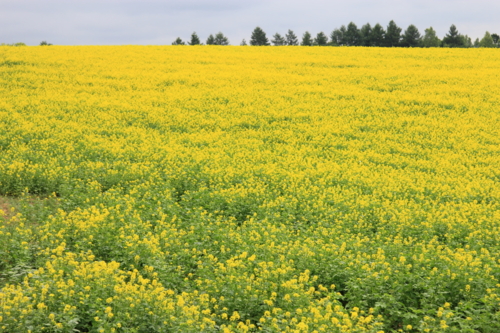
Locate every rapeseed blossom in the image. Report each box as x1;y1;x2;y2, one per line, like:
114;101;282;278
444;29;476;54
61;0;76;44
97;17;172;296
1;45;500;332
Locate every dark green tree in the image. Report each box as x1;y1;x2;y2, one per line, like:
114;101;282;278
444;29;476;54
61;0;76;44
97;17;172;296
401;24;421;47
491;33;499;46
479;31;495;48
345;22;361;46
271;33;286;46
206;34;215;45
370;23;385;46
285;29;299;45
421;27;440;47
40;41;52;46
172;37;185;45
442;24;463;47
330;25;347;46
301;31;313;46
474;38;480;48
214;32;230;45
188;32;201;45
385;20;402;47
250;27;270;46
314;32;328;46
360;23;372;46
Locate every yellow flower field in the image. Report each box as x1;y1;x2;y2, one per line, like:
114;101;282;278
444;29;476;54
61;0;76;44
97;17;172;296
1;45;500;332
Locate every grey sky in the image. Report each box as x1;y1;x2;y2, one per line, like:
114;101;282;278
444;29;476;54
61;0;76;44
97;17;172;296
1;0;498;45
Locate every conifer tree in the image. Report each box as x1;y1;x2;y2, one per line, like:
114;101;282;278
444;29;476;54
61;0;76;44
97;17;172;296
370;23;385;47
443;24;463;47
285;29;299;45
271;33;286;46
301;31;313;46
330;26;347;46
385;20;402;47
172;37;185;45
206;34;215;45
214;32;229;45
188;32;201;45
250;27;270;46
314;32;328;46
401;24;421;47
360;23;373;46
345;22;361;46
492;33;499;46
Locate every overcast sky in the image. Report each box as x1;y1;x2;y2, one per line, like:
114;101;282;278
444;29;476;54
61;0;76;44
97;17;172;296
1;0;499;45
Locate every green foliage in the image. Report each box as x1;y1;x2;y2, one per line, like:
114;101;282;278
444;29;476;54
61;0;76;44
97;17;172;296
492;33;500;46
240;39;248;46
360;23;372;46
214;32;230;46
250;26;270;46
285;29;299;46
371;23;386;47
443;24;464;47
313;32;328;46
385;20;402;47
345;22;361;46
330;25;347;46
206;32;229;46
0;42;26;46
172;37;185;45
188;32;201;45
301;31;313;46
479;31;495;48
40;41;53;46
401;24;421;47
270;33;285;46
206;34;215;45
421;27;441;47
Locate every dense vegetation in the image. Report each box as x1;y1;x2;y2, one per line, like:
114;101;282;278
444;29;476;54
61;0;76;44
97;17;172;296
172;23;499;48
1;46;500;332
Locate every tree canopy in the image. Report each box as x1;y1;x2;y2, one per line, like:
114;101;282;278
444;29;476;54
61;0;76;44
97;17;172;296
250;27;270;46
301;31;313;46
169;23;498;49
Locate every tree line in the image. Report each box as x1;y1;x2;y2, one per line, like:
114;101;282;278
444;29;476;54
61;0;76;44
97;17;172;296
173;22;499;48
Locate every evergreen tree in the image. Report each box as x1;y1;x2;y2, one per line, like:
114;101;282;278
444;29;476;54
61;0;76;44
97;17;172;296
250;27;270;46
370;23;385;47
421;27;440;47
40;41;52;46
188;32;201;45
479;31;495;48
271;33;286;46
330;25;347;46
360;23;372;46
240;39;248;46
314;32;328;46
443;24;463;47
385;20;402;47
301;31;313;46
345;22;361;46
206;34;215;45
285;29;299;45
474;38;480;48
401;24;421;47
491;33;499;46
214;32;230;45
172;37;185;45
